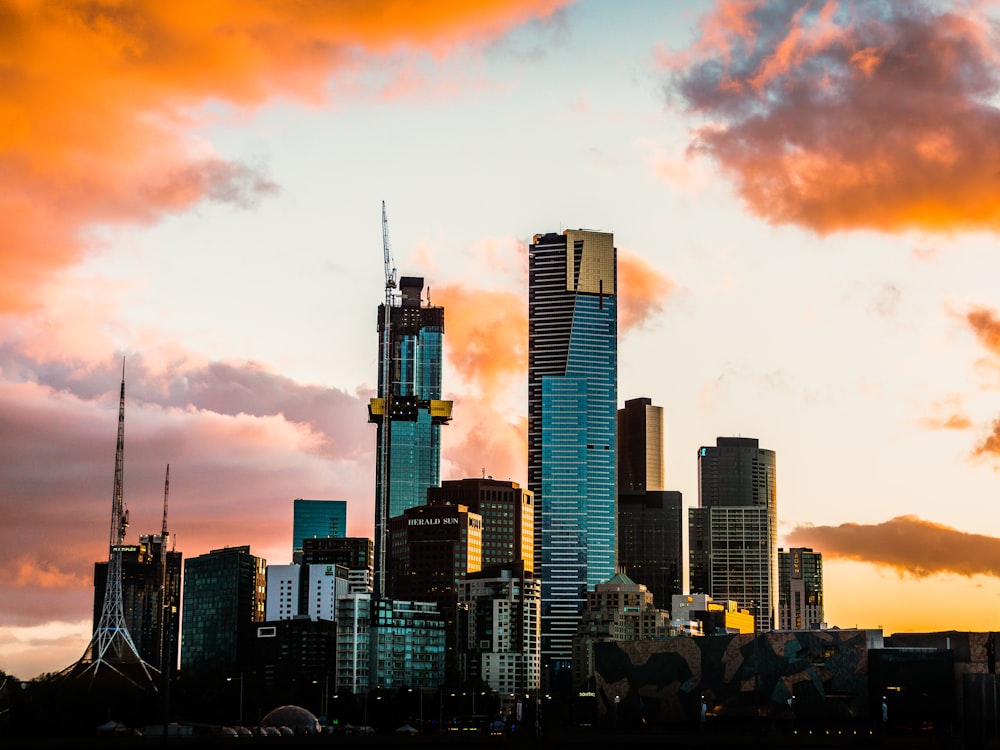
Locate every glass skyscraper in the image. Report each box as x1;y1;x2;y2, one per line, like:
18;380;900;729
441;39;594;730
528;229;617;683
292;498;347;563
180;545;266;675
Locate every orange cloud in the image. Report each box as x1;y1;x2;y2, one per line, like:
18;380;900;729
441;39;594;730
10;558;89;590
973;419;1000;458
0;1;571;314
921;394;972;431
669;1;1000;234
442;399;527;484
618;250;676;333
436;284;527;398
966;306;1000;357
787;515;1000;578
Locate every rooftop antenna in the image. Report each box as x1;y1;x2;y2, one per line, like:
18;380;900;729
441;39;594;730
62;358;159;690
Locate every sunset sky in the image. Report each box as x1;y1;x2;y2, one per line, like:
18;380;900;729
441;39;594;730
5;0;1000;681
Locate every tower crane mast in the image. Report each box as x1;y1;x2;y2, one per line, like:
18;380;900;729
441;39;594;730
375;201;396;602
382;201;397;293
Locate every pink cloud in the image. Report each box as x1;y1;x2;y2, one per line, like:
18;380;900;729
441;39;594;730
668;1;1000;235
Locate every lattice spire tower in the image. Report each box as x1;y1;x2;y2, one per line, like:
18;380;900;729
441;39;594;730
63;360;159;690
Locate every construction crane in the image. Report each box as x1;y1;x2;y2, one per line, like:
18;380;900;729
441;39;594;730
382;200;397;295
375;201;396;601
159;464;170;676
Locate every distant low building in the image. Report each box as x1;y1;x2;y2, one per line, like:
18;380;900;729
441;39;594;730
573;572;672;690
778;547;825;630
671;593;754;635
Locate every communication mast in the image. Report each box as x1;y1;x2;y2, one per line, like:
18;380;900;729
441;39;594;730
62;359;158;690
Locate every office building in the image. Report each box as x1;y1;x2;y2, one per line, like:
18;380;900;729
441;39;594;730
302;536;374;594
616;397;683;610
457;562;541;695
92;533;182;674
180;545;266;675
778;547;825;630
388;501;482;683
427;477;534;571
292;499;347;563
528;229;617;686
689;437;778;631
617;397;665;492
617;491;683;611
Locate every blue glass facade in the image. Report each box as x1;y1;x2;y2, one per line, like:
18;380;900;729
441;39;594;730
528;230;617;678
292;498;347;561
370;277;449;520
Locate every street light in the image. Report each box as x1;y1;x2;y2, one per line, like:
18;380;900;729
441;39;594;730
226;674;244;727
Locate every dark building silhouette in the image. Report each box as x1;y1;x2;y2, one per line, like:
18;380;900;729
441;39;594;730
93;534;181;674
617;491;683;611
252;617;337;716
616;397;683;611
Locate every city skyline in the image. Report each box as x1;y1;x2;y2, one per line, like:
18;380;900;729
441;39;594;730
5;0;1000;681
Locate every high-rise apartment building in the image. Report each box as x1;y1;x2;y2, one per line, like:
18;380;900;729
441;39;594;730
92;533;182;674
457;562;541;695
180;545;266;675
292;499;347;563
528;229;617;685
427;477;534;571
264;562;350;622
689;437;778;631
778;547;824;630
334;597;444;692
616;397;683;611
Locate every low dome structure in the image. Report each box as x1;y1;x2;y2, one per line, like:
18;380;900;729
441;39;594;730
259;705;321;734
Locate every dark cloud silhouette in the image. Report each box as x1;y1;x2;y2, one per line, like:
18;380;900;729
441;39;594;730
787;515;1000;577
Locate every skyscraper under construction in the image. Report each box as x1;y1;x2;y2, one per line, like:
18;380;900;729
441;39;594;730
369;275;452;522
